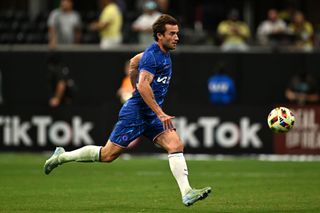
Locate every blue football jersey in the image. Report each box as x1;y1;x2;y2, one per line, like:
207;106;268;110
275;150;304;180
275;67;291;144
119;43;172;120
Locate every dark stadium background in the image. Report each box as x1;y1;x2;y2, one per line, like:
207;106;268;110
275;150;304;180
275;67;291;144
0;0;320;155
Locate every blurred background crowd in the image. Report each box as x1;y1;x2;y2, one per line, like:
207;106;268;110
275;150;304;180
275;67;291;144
0;0;320;51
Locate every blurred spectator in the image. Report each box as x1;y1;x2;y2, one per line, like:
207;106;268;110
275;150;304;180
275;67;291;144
156;0;170;14
132;0;161;46
117;60;134;103
256;9;287;46
47;0;81;49
208;63;236;105
0;69;3;105
90;0;123;49
279;4;297;24
135;0;170;14
116;0;127;14
285;71;319;105
315;23;320;48
47;53;76;108
288;11;314;51
217;9;251;52
135;0;146;11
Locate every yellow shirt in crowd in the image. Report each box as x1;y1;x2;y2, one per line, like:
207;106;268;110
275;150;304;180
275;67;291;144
99;3;122;39
217;20;250;44
288;21;314;49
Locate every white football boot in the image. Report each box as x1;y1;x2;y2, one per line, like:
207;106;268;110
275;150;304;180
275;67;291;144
44;147;65;175
182;187;212;206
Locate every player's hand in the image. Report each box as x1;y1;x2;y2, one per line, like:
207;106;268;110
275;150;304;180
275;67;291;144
49;97;60;107
89;22;100;31
48;41;56;50
159;114;175;131
296;93;307;104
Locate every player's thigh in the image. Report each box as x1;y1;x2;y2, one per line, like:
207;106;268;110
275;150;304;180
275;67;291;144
100;140;125;162
110;120;144;148
155;130;184;153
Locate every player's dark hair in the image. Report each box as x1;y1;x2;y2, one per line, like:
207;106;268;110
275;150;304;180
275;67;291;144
152;14;179;41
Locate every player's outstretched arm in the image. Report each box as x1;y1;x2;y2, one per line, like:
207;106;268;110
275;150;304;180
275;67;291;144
128;52;143;88
137;71;174;130
49;80;66;107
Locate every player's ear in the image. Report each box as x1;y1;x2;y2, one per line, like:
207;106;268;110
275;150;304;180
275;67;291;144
157;32;163;40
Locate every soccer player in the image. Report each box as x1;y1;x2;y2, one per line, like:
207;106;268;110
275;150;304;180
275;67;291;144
44;14;211;206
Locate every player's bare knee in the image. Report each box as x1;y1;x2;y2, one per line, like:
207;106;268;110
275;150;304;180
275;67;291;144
100;151;118;162
100;147;118;163
100;155;116;163
168;141;184;153
176;142;184;152
100;142;123;162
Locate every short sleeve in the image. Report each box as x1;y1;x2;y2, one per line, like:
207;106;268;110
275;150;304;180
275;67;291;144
217;21;229;35
100;5;115;23
74;12;82;28
132;16;143;28
47;10;58;27
139;52;157;75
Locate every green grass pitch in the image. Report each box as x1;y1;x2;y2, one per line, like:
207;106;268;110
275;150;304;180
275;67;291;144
1;153;320;213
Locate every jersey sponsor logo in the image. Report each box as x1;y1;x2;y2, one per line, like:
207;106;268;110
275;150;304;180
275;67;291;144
156;76;171;84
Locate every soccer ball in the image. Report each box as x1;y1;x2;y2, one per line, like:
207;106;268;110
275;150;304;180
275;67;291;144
267;107;295;133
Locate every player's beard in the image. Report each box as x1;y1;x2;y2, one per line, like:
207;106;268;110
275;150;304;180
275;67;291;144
163;41;176;51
